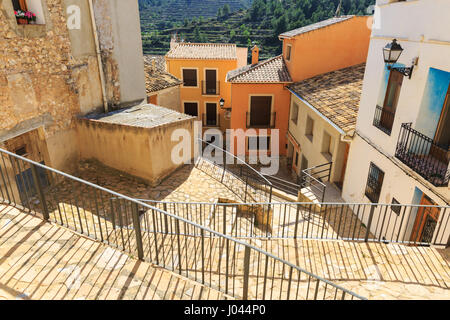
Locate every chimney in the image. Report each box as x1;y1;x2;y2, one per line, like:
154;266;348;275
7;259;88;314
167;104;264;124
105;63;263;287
152;59;156;72
170;34;178;49
251;45;260;65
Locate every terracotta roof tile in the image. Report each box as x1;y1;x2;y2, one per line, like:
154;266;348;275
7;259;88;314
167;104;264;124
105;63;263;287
143;55;181;94
226;55;292;83
279;16;355;38
166;42;238;60
288;63;366;135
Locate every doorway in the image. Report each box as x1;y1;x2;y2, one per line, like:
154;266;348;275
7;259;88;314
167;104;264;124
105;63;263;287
410;194;440;244
205;103;218;126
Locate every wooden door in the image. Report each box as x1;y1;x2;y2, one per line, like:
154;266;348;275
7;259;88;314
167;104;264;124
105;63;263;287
337;143;350;189
410;195;440;244
381;70;403;130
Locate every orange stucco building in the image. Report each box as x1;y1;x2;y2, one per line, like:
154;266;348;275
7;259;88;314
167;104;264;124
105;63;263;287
165;41;247;134
225;16;371;159
279;15;371;82
227;50;292;156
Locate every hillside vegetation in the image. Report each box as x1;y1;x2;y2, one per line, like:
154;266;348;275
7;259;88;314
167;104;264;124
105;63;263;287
140;0;375;59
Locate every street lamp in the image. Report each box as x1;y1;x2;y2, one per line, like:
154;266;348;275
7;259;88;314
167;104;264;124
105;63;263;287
383;39;416;79
219;98;225;108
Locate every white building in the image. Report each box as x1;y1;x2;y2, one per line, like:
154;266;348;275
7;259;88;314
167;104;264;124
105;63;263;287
342;0;450;245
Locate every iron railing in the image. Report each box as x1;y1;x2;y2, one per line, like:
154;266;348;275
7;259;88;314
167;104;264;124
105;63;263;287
373;105;395;135
201;81;220;95
0;147;364;300
396;123;450;187
299;162;332;203
132;200;450;246
246;112;276;128
202;113;220;127
197;138;273;204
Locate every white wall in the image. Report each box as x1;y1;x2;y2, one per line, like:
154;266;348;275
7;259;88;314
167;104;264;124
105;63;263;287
343;0;450;243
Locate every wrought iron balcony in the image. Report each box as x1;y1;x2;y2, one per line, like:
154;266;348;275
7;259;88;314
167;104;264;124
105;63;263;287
395;123;450;187
201;81;220;95
373;105;395;135
202;113;220;127
246;112;276;129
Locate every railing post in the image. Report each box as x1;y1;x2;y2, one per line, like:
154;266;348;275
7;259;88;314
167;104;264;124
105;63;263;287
163;202;169;234
30;164;49;220
242;245;251;300
131;202;144;260
365;205;376;242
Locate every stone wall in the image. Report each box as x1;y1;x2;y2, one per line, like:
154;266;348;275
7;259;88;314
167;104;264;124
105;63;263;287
0;0;89;172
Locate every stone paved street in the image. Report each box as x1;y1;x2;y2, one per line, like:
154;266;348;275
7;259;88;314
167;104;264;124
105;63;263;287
0;205;229;300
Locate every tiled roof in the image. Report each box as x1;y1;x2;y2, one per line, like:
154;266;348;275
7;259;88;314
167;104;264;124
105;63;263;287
143;55;167;72
226;55;292;83
279;16;355;38
143;55;181;94
86;105;193;129
288;63;366;135
166;42;238;60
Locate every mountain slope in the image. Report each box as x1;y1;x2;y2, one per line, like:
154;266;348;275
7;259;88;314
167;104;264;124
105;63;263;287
140;0;375;59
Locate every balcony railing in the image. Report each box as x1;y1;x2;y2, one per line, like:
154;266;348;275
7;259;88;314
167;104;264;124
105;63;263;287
373;105;395;135
201;81;220;95
202;113;220;127
246;112;276;129
396;123;450;187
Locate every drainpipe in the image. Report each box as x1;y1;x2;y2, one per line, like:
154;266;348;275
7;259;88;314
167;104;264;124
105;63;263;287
88;0;109;113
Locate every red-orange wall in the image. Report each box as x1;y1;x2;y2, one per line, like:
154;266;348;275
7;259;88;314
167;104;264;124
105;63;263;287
282;16;371;82
230;83;291;156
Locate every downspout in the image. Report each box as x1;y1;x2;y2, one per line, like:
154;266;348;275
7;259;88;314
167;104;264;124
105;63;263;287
88;0;108;113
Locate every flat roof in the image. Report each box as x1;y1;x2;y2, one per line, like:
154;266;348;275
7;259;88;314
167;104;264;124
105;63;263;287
84;104;194;129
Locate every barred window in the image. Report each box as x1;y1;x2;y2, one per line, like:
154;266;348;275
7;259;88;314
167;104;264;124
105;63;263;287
365;163;384;203
391;198;401;215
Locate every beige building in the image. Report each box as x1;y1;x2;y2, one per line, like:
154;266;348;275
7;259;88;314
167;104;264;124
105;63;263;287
287;64;365;191
77;105;195;186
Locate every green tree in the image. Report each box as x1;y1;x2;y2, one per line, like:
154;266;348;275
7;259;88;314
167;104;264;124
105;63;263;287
222;4;231;16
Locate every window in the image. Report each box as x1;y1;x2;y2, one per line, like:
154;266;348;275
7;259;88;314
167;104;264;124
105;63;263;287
203;69;218;95
321;131;333;158
184;102;198;117
305;116;314;141
248;96;273;128
295;152;299;167
291;102;299;125
247;136;271;151
391;198;402;216
365;162;385;203
182;69;197;87
286;45;292;61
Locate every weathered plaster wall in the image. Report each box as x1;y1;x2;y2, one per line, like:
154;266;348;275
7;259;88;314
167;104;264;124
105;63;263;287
155;86;182;112
76;118;195;186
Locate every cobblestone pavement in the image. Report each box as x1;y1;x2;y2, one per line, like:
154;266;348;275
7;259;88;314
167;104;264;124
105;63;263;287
0;205;229;300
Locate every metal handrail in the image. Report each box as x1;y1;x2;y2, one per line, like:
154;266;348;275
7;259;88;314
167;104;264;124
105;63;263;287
197;138;272;186
0;147;365;300
132;199;450;247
